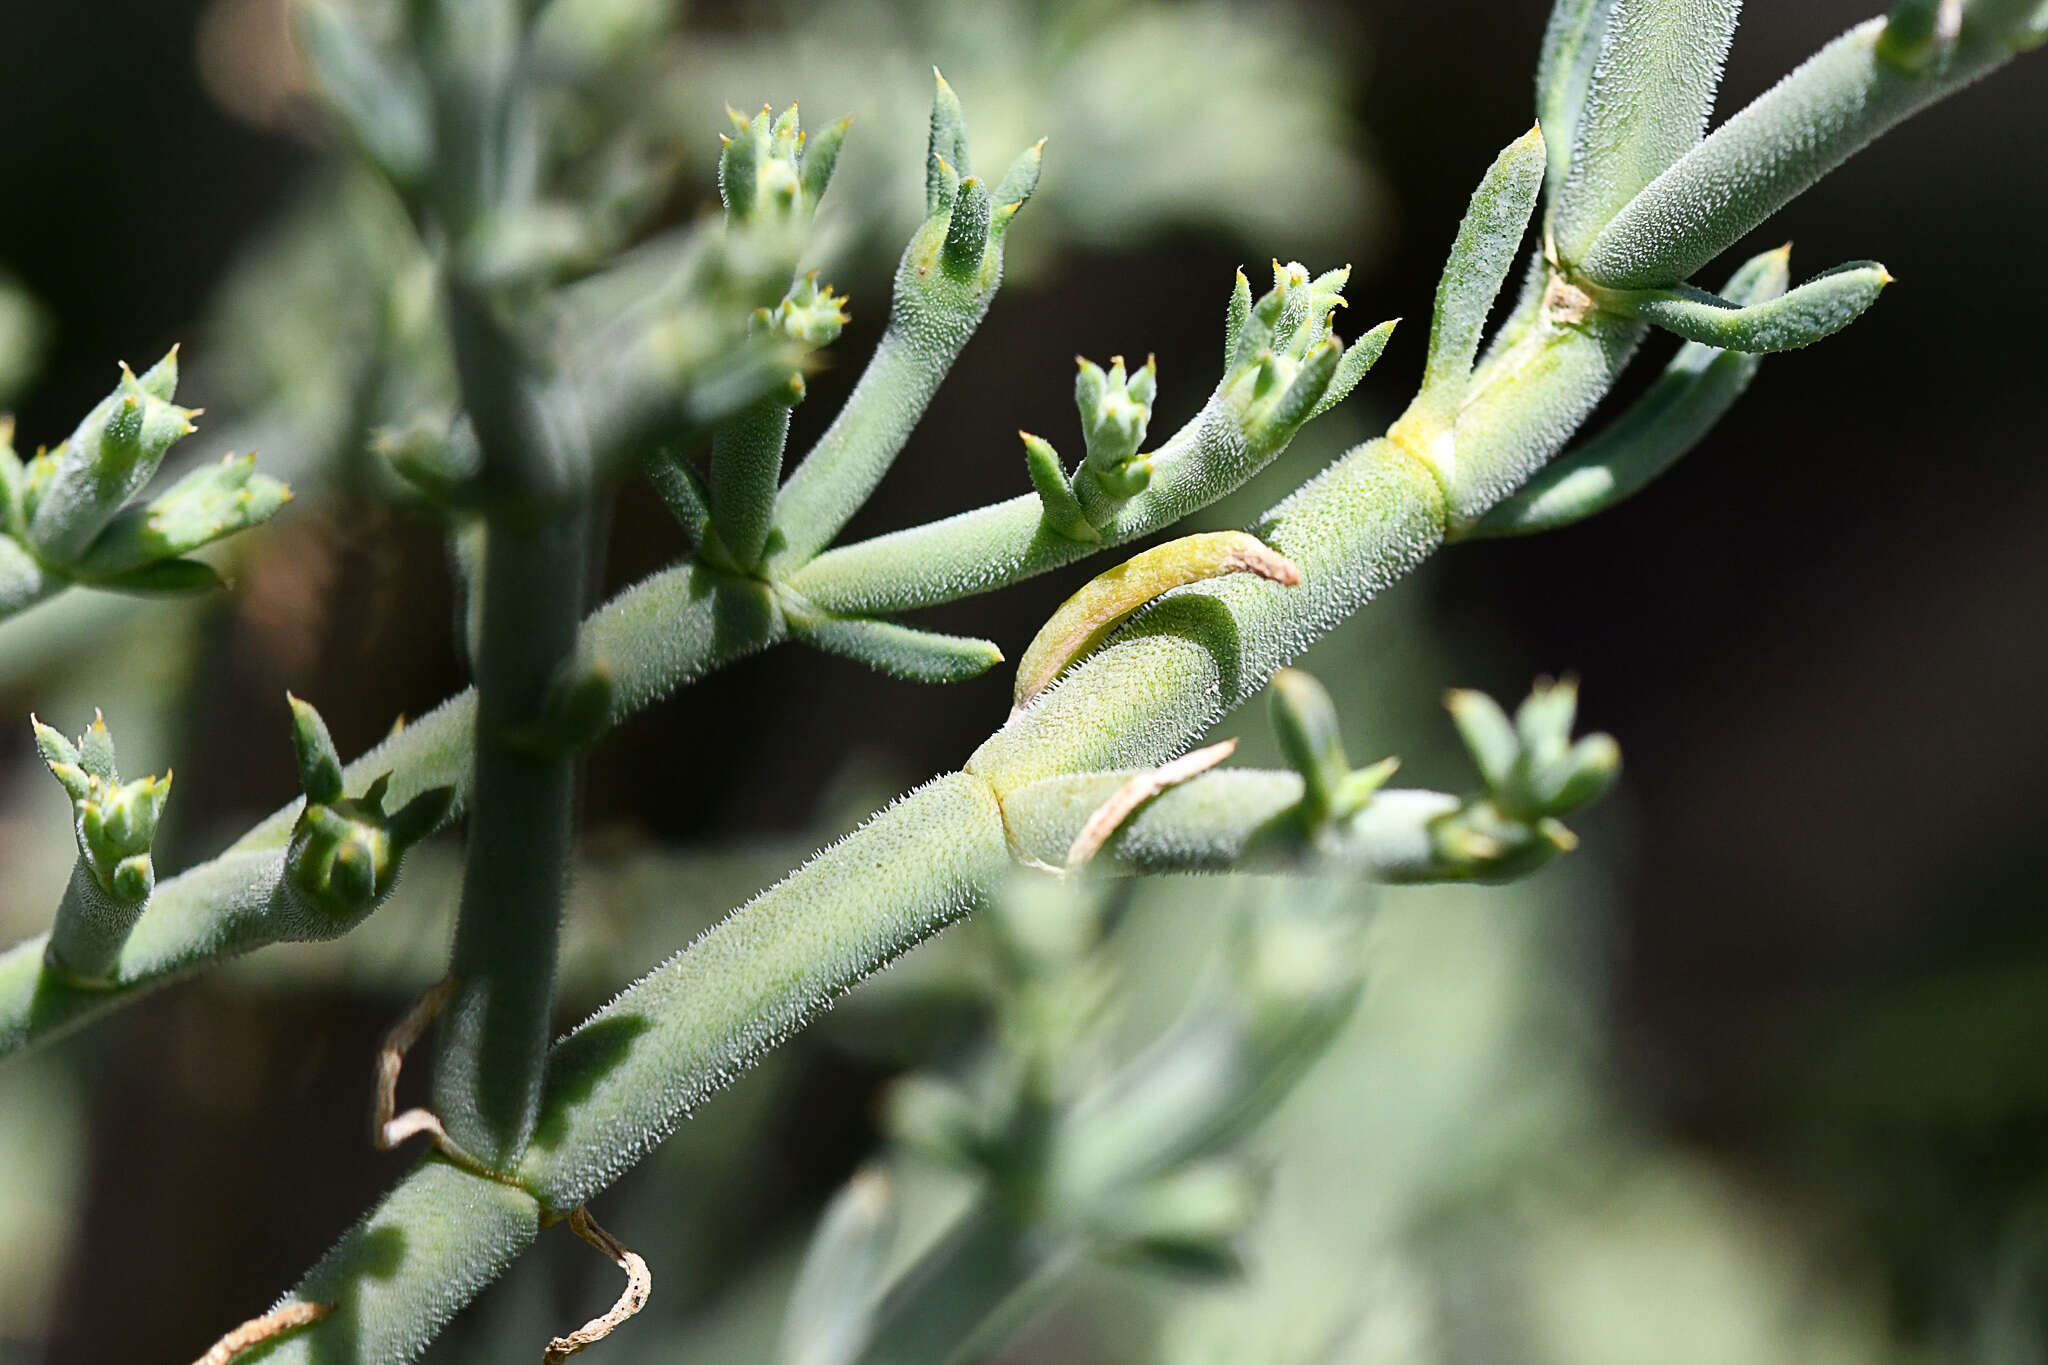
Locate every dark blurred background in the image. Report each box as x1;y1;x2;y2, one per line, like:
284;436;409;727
1;1;2044;1360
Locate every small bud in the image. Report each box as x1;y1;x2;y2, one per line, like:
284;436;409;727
1;418;23;532
24;358;200;565
1092;1160;1263;1280
1427;680;1622;876
720;102;843;229
1217;262;1375;454
938;176;993;279
37;711;170;984
884;1075;989;1170
508;658;616;755
282;695;453;926
376;415;482;503
757;272;850;348
1077;354;1156;476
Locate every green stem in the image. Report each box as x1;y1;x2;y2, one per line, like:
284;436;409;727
1578;16;2031;289
769;320;969;568
709;397;793;571
427;269;592;1168
0;561;781;1062
769;209;1006;570
788;404;1283;617
431;509;589;1168
44;863;148;987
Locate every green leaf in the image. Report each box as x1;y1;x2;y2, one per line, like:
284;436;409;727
1604;259;1889;352
30;716;80;771
1412;126;1546;427
1445;689;1518;791
719;106;762;220
1222;269;1251;371
94;558;222;595
1022;433;1097;543
1536;0;1622;208
800;114;853;209
1877;0;1955;69
78;711;118;785
1468;244;1790;538
1577;16;2030;289
289;693;347;806
709;398;795;572
926;69;971;214
646;446;710;542
788;608;1004;684
1550;0;1741;262
73;454;291;579
781;1169;897;1365
992;138;1044;212
1308;318;1398;419
1268;669;1349;821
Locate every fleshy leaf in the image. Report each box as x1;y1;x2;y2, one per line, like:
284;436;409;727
1468;244;1790;537
1603;259;1889;352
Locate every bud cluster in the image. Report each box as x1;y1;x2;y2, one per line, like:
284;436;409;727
1218;260;1354;450
718;103;848;232
0;349;290;615
34;712;172;985
1021;354;1158;543
1433;679;1621;880
280;694;454;933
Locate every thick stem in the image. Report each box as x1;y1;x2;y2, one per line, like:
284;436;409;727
431;508;589;1168
44;863;146;986
769;321;965;568
768;212;1004;570
427;274;593;1168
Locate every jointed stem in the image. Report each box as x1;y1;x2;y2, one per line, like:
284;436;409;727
431;282;593;1169
433;509;589;1167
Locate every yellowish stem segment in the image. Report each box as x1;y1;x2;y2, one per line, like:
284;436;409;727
1011;531;1303;711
